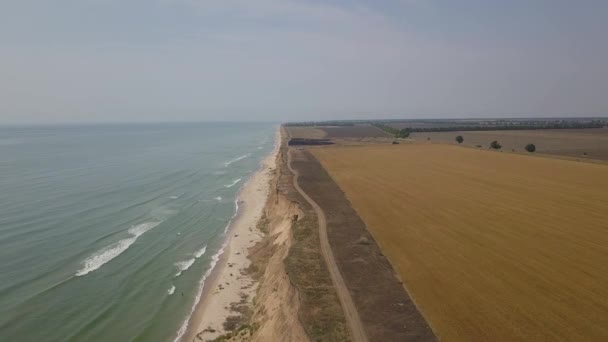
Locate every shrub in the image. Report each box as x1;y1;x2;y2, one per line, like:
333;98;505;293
525;144;536;152
490;140;502;149
455;135;464;144
398;128;411;138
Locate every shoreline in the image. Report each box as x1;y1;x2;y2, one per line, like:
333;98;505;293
180;128;280;342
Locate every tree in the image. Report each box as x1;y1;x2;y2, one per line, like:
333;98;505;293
398;128;410;138
490;140;502;149
525;143;536;152
455;135;464;144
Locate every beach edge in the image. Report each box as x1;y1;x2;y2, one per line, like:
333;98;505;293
181;127;281;342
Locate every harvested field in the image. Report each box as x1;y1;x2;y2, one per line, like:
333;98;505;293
411;128;608;160
291;148;436;342
313;144;608;341
288;138;334;146
319;125;390;138
287;125;391;140
287;126;327;139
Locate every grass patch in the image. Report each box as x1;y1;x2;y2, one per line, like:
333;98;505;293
278;142;350;342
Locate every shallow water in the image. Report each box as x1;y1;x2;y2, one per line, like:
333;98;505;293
0;122;276;341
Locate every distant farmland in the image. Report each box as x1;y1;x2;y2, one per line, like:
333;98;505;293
286;125;390;139
412;128;608;160
313;144;608;341
286;126;327;139
319;125;390;138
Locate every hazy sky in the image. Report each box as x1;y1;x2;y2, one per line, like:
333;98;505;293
1;0;607;123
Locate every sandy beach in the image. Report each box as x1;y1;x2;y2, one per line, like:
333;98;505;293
182;129;280;342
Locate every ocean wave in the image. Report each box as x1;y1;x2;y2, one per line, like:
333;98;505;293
223;153;250;167
214;196;222;202
174;258;195;277
169;196;179;199
225;199;240;233
224;178;241;188
76;222;160;276
168;285;176;296
173;243;226;342
194;246;207;258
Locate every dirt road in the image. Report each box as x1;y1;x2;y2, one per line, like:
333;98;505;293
287;148;369;342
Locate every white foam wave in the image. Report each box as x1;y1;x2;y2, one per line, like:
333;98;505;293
194;246;207;258
76;222;160;276
223;153;250;167
169;196;179;199
225;199;240;233
168;285;176;295
224;178;241;188
173;243;226;342
214;196;222;202
174;258;195;277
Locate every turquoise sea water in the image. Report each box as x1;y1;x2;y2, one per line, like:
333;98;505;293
0;123;276;341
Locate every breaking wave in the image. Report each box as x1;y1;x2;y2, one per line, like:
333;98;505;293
224;199;240;233
174;245;207;278
76;222;161;276
168;285;176;295
174;258;195;277
223;153;250;167
224;178;241;188
194;246;207;258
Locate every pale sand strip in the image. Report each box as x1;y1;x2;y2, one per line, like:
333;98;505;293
183;130;279;342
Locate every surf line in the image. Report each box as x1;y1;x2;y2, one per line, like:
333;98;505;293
223;154;251;167
224;178;242;188
76;222;161;276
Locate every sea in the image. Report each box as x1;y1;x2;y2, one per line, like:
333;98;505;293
0;122;277;341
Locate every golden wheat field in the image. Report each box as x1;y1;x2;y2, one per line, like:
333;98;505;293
313;144;608;341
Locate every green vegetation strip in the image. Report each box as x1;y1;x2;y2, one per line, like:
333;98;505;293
278;143;351;342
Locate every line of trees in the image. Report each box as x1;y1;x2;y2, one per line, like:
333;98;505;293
397;122;605;132
286;119;606;131
373;118;607;126
373;123;411;138
285;121;357;127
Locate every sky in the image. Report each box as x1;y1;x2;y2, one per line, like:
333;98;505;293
0;0;607;124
